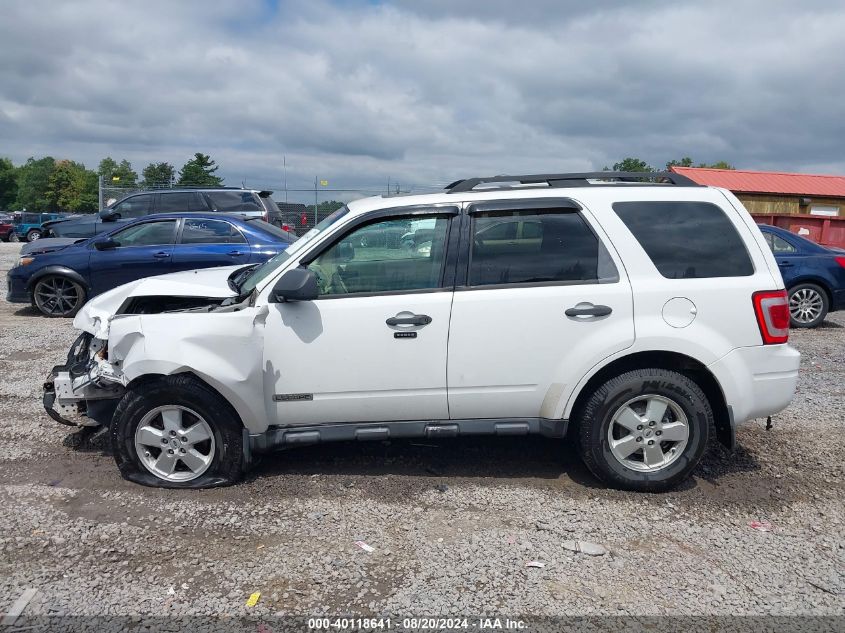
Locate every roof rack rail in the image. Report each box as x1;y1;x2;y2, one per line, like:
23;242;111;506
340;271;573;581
445;171;699;193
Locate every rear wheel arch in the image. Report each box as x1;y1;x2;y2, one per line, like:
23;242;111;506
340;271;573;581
567;350;732;449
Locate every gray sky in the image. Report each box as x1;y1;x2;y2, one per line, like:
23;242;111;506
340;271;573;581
1;0;843;201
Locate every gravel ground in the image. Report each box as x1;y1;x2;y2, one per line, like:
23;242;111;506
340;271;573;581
0;241;843;620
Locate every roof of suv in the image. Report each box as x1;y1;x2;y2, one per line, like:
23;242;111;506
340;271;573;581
345;171;716;218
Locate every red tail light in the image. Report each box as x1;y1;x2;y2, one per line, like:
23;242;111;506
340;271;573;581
835;256;845;269
752;290;789;344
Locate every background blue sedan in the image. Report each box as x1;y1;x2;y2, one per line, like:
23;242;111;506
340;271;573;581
759;224;845;327
6;213;294;317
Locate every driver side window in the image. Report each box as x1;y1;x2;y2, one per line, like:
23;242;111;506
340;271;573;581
307;215;450;296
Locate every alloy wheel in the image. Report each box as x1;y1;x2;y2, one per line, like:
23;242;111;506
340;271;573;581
789;287;824;325
134;405;215;482
607;394;689;472
33;277;83;316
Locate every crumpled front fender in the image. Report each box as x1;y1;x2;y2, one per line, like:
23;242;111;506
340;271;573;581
116;307;269;433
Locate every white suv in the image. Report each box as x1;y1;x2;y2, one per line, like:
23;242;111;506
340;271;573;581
44;171;800;491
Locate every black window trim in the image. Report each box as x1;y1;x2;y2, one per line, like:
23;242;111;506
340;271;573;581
298;203;460;300
176;217;248;246
456;197;618;291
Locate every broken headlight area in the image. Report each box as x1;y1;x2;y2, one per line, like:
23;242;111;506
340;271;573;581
43;332;126;427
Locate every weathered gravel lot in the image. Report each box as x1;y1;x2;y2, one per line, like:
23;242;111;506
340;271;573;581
0;242;842;618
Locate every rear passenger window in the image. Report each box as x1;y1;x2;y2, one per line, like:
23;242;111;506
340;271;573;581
181;219;246;244
469;210;618;287
157;192;206;212
613;202;754;278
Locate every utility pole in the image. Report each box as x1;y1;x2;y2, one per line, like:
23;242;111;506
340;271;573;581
314;176;318;227
387;177;390;197
98;175;103;210
283;155;288;203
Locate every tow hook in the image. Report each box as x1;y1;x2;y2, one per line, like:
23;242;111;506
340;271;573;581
766;415;773;431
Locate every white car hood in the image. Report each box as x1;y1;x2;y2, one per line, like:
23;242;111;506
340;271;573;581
74;265;242;338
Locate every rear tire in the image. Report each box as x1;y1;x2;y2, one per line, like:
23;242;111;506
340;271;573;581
577;368;711;492
26;229;42;242
788;283;828;328
111;375;245;488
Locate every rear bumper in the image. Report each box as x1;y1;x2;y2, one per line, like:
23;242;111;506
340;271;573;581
708;344;801;425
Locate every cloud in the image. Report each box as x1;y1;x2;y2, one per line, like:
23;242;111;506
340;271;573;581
1;0;842;202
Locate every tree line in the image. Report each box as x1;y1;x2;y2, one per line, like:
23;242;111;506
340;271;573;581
605;157;735;172
0;153;223;213
0;152;737;213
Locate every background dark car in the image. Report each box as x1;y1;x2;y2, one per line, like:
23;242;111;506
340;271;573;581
42;188;289;239
759;224;845;327
7;213;294;317
0;218;14;242
11;212;71;242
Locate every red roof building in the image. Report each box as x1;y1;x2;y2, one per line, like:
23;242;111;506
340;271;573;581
669;166;845;217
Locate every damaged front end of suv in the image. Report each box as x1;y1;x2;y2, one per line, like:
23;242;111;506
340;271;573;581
42;266;260;429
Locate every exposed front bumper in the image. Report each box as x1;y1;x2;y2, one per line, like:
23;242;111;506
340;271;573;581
43;334;124;427
708;343;801;425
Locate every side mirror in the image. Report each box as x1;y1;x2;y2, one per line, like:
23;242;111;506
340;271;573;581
270;268;318;302
93;237;119;251
99;209;118;221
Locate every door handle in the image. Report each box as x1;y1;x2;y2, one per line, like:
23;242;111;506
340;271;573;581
153;251;170;259
778;261;793;267
565;303;612;318
386;314;432;326
227;250;244;257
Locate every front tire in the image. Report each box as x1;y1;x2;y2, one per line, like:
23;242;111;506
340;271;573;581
577;369;711;492
111;375;245;488
788;283;828;328
9;232;20;243
32;275;86;317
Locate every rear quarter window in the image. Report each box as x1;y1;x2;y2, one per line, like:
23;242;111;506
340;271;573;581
612;201;754;278
207;191;263;212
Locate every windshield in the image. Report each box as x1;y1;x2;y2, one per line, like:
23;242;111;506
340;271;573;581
238;205;350;295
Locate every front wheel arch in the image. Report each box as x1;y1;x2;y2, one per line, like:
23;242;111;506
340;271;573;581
112;373;247;488
28;266;90;294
